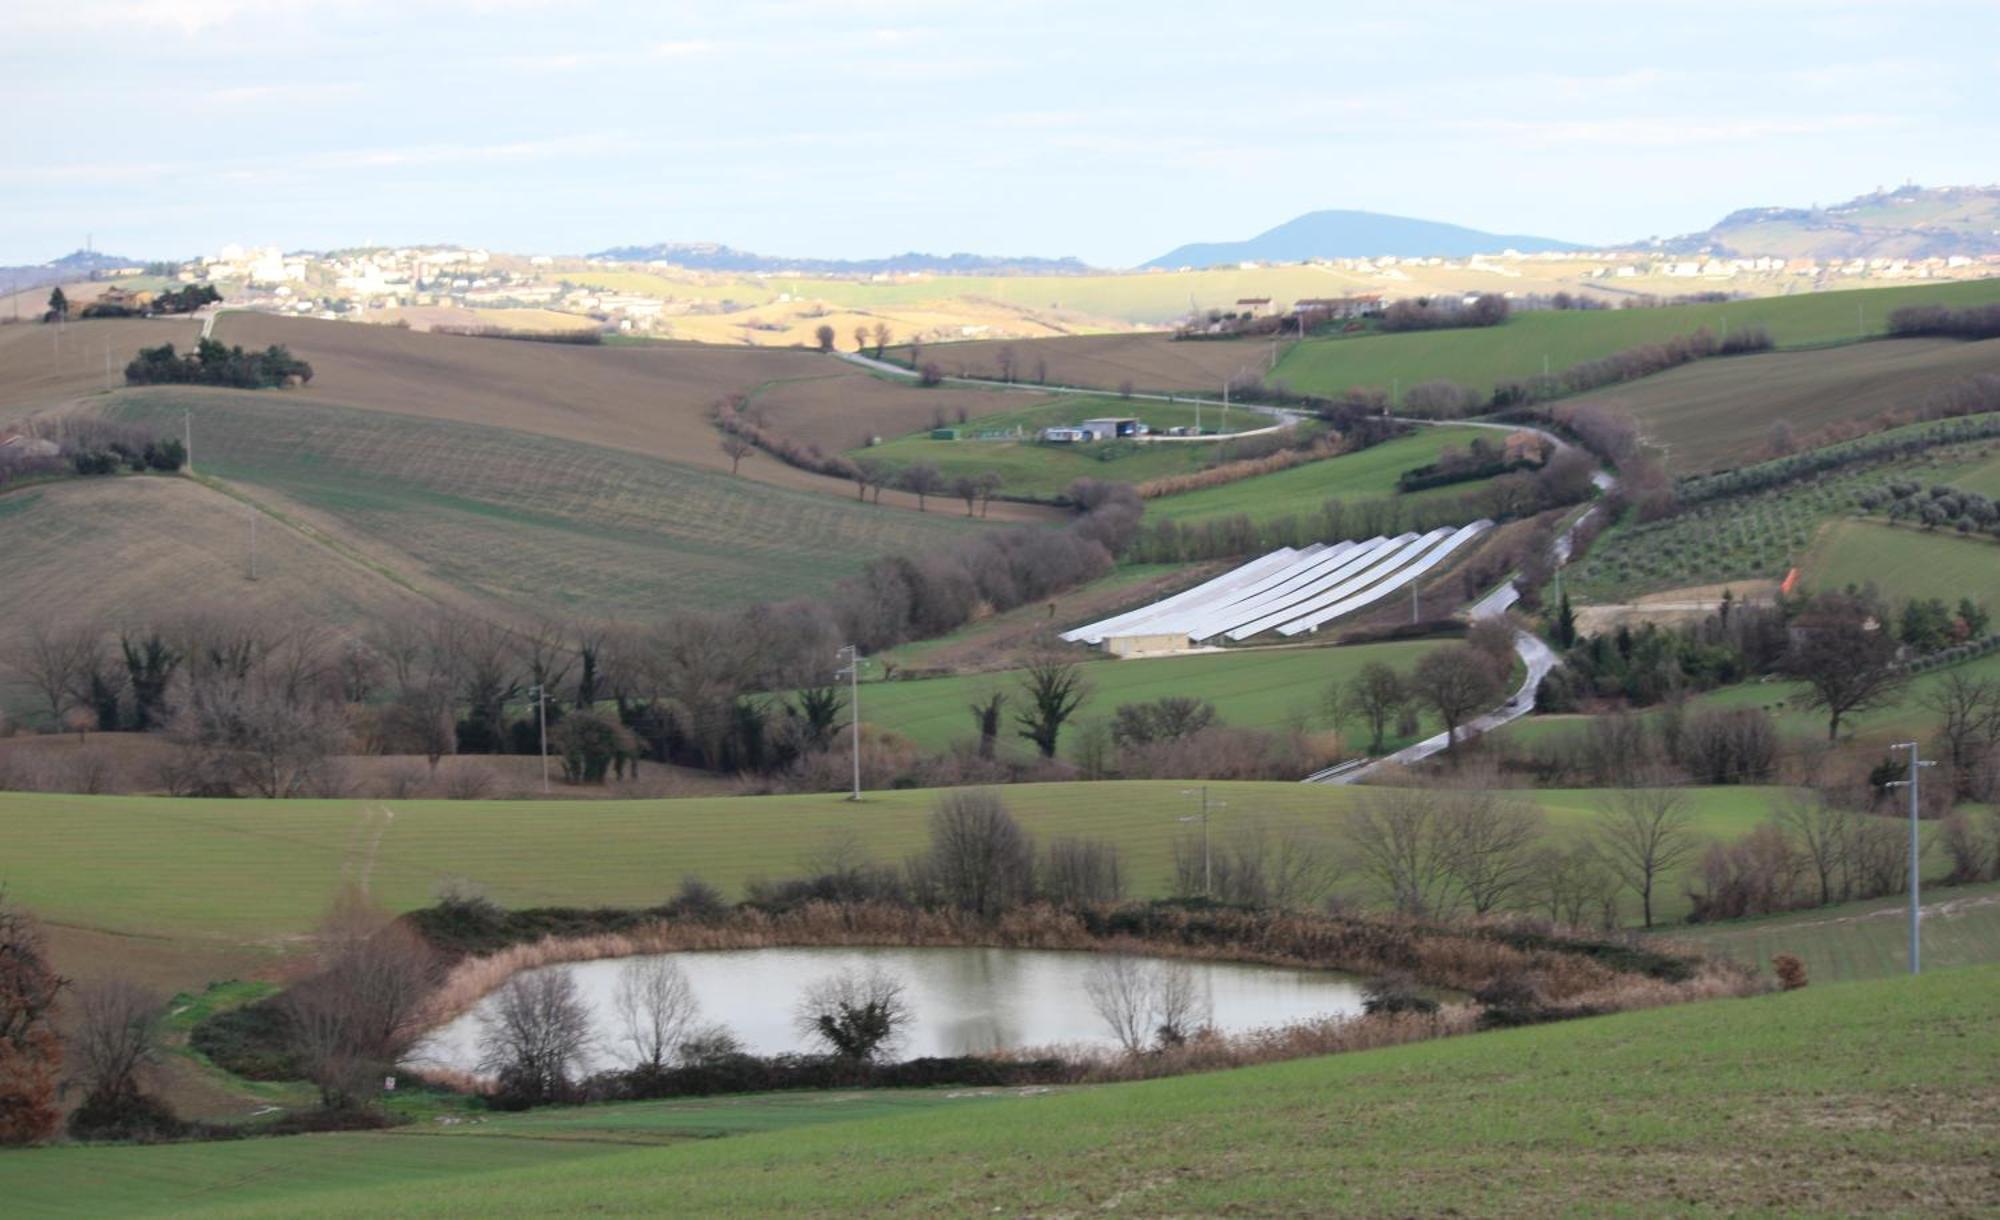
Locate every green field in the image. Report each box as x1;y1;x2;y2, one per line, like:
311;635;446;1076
103;389;979;617
1672;880;2000;984
850;395;1266;499
858;640;1448;754
0;781;1801;943
1272;279;2000;400
1802;518;2000;607
1141;425;1503;526
12;966;1994;1216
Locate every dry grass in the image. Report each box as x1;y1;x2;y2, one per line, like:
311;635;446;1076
0;316;202;420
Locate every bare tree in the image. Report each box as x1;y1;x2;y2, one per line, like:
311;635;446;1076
1151;961;1208;1046
994;344;1018;383
2;617;101;728
1410;646;1504;755
1529;843;1620;930
1922;673;2000;792
1343;661;1408;754
950;474;981;516
975;470;1003;517
814;323;836;353
853;324;869;354
384;678;456;774
717;433;754;475
794;966;909;1062
1783;593;1908;740
1776;790;1856;906
68;980;164;1116
871;322;892;358
1041;837;1124;905
285;897;444;1109
899;462;944;512
1014;657;1089;758
1343;787;1456;916
1436;785;1544;915
1083;956;1153;1055
611;958;700;1073
479;969;595;1104
1596;781;1701;928
916;789;1036;917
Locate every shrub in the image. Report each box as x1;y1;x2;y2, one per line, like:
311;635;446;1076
1772;954;1808;991
1361;973;1439;1016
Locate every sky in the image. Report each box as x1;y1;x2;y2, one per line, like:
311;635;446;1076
4;0;1996;267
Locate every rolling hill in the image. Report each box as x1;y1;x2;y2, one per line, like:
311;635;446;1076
1662;184;2000;259
1145;209;1580;269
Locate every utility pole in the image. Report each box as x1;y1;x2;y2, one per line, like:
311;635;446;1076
247;508;258;580
528;684;550;793
1885;742;1934;975
1179;786;1216;897
836;645;863;801
1221;379;1230;435
184;410;193;475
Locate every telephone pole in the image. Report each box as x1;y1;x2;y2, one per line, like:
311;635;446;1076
1885;742;1934;975
836;645;863;801
528;684;550;793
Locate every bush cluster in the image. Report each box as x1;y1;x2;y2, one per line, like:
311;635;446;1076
125;338;313;388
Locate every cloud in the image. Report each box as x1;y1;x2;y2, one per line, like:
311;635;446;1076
200;82;361;107
1442;114;1902;148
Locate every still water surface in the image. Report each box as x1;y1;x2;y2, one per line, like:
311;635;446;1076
414;946;1367;1074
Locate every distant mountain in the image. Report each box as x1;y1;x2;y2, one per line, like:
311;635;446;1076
1655;185;2000;260
587;242;1094;276
1143;210;1581;269
0;249;148;296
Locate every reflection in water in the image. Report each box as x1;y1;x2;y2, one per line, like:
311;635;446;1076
414;946;1366;1074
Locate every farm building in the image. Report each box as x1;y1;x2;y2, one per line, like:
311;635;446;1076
1039;426;1089;443
1105;632;1193;658
1079;417;1145;440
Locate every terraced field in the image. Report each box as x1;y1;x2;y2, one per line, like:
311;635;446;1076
102;388;979;618
1565;336;2000;474
1569;440;1998;598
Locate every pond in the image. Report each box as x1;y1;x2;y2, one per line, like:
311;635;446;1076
412;946;1368;1075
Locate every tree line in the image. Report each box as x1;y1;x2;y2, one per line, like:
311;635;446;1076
125;338;313;389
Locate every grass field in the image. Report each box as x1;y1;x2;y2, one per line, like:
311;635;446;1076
1801;518;2000;607
100;389;980;620
12;966;1994;1216
1271;279;2000;401
0;781;1802;948
850;395;1264;499
1566;336;2000;474
1141;425;1501;526
1672;880;2000;984
858;639;1448;754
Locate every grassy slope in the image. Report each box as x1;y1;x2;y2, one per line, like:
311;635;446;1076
1671;879;2000;984
1561;336;2000;474
1802;518;2000;608
1271;279;2000;399
0;783;1790;942
16;967;1996;1217
858;640;1446;754
1142;425;1500;526
103;389;978;618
